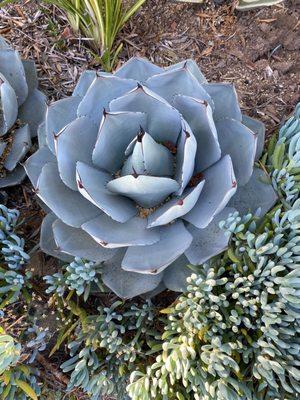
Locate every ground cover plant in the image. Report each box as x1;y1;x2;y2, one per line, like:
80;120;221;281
0;0;299;399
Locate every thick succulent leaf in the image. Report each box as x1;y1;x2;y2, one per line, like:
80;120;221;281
82;214;160;248
92;111;146;173
121;155;134;176
175;120;197;195
129;135;149;175
76;162;137;222
18;89;47;137
52;219;116;262
0;74;18;135
147;181;205;228
24;146;55;187
115;57;163;82
185;207;236;265
109;85;181;143
141;281;166;299
215;118;257;185
242;114;265;160
162;255;192;292
183;155;237;228
36;198;52;214
228;167;277;216
125;136;138;156
129;131;174;176
107;174;180;208
165;59;207;84
40;214;73;262
36;162;100;228
4;125;31;171
0;165;26;188
0;49;28;105
22;60;38;92
55;116;98;190
173;95;221;172
46;96;81;154
122;220;193;274
146;66;213;108
38;121;47;147
202;83;242;121
77;74;137;125
102;249;163;299
73;70;97;97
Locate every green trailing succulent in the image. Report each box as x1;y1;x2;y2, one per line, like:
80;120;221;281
0;205;31;309
0;331;21;375
0;36;46;188
25;324;51;365
268;103;300;206
26;57;277;299
0;203;45;400
127;208;300;399
0;329;42;400
60;300;157;400
44;256;104;300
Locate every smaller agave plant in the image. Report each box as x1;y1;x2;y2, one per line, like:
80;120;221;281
0;36;46;188
236;0;283;9
26;57;277;299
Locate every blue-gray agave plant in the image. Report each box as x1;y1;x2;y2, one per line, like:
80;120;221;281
0;36;46;188
25;58;277;298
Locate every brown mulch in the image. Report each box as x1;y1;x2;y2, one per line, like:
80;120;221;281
127;0;299;134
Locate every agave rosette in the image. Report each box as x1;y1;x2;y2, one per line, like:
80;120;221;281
25;58;277;298
0;37;46;187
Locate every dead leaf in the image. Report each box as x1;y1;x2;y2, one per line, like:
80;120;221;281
61;26;73;40
201;46;213;56
257;18;277;23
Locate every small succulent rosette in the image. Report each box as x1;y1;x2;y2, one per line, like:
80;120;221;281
0;36;46;188
25;58;277;298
